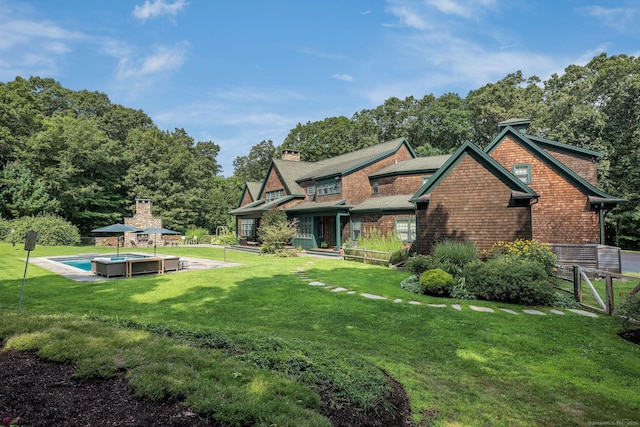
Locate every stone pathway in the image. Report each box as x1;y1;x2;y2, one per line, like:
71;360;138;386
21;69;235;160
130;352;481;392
291;269;599;318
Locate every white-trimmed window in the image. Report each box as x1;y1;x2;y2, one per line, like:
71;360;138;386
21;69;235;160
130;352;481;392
266;189;284;202
513;164;531;184
395;218;416;242
307;185;316;196
371;179;380;195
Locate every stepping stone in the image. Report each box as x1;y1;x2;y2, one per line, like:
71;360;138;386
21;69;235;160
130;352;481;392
408;301;421;305
346;291;356;294
451;304;462;311
499;308;518;315
550;309;565;315
309;281;326;286
523;309;546;316
427;303;447;308
331;287;348;292
393;298;403;303
567;309;598;318
361;293;387;300
470;305;494;313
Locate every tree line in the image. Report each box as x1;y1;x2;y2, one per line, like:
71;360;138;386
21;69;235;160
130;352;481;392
234;53;640;249
1;53;638;248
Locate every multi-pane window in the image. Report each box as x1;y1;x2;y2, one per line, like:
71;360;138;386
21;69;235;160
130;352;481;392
395;218;416;242
513;164;531;184
266;189;284;202
307;185;316;196
316;178;341;195
241;219;256;238
297;216;313;238
371;179;380;195
351;220;362;242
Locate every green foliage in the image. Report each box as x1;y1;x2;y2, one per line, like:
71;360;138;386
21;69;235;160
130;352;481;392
356;227;403;252
390;247;409;265
617;290;640;333
484;239;556;273
419;268;455;297
399;274;421;294
258;210;298;254
232;139;279;182
432;240;478;275
450;277;476;300
463;256;556;306
4;215;80;246
185;227;209;244
210;233;236;246
405;254;436;276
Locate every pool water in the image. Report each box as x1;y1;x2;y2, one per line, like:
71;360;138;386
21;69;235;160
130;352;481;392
52;254;148;272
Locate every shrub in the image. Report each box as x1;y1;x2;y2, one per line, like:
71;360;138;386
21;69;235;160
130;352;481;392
463;255;556;306
450;277;476;300
484;239;556;273
400;275;421;294
6;215;80;246
617;291;640;333
210;233;236;246
185;228;210;244
419;268;455;297
432;240;478;273
356;227;403;252
258;210;298;254
390;247;409;265
405;254;436;276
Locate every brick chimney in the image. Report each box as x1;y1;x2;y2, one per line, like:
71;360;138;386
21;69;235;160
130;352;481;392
282;149;300;161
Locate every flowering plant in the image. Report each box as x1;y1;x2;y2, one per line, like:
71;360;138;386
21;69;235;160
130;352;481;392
483;239;556;273
1;414;21;426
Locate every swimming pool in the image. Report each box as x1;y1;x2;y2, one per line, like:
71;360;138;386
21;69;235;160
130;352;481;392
50;254;150;271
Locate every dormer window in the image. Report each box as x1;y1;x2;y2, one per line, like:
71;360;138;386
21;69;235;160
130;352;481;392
513;164;531;184
371;179;380;195
266;189;284;201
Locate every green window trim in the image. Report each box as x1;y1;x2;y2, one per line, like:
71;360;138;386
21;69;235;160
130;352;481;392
513;164;531;184
394;218;416;242
350;219;362;242
371;179;380;195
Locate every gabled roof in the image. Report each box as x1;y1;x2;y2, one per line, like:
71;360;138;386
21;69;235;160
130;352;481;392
296;137;416;182
351;194;415;213
369;154;451;179
246;182;262;201
229;195;298;215
258;158;317;198
485;126;622;202
286;199;351;213
524;134;603;160
411;141;538;202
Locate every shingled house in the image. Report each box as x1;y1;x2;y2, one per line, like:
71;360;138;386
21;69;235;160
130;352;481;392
231;119;623;254
411;119;624;254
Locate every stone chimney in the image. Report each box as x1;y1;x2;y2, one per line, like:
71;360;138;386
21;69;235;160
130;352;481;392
282;149;300;161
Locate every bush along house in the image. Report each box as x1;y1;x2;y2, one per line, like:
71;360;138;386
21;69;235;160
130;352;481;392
231;119;624;254
411;119;625;254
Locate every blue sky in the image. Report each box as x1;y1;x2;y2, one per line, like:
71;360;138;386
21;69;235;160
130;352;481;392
1;0;639;176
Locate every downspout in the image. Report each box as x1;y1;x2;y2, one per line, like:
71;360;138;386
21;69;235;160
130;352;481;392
529;197;539;240
599;202;605;245
413;202;419;254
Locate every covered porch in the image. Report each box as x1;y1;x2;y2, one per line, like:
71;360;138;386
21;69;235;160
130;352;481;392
287;200;352;250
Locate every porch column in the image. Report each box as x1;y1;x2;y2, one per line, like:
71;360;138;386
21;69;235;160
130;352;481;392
335;212;342;248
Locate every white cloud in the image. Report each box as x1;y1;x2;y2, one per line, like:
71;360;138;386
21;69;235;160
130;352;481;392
386;4;429;29
580;5;638;31
332;73;354;82
427;0;496;18
116;41;189;79
133;0;188;21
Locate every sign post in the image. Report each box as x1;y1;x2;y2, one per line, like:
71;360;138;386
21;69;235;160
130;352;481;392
18;231;37;311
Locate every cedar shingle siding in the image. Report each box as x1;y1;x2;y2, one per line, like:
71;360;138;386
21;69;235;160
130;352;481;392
417;155;532;254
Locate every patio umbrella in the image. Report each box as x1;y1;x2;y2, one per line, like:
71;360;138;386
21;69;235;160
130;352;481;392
91;224;144;257
140;227;181;256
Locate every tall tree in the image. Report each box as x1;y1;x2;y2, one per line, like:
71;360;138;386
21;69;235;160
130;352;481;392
232;139;279;182
0;161;58;218
282;116;362;162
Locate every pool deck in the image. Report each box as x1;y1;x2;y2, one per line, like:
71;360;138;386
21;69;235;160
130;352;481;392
29;252;241;282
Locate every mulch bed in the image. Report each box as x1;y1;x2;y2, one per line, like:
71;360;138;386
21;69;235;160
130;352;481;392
0;349;411;427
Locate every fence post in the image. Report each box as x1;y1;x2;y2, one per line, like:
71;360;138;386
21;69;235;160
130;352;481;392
363;249;367;264
605;274;614;314
573;265;582;303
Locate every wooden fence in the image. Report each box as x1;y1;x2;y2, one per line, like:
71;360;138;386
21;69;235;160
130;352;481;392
343;248;392;265
549;243;621;274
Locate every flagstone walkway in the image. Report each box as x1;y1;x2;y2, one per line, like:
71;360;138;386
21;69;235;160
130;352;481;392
293;269;599;318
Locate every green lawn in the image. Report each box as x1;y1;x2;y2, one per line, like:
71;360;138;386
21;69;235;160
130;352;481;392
1;243;639;426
